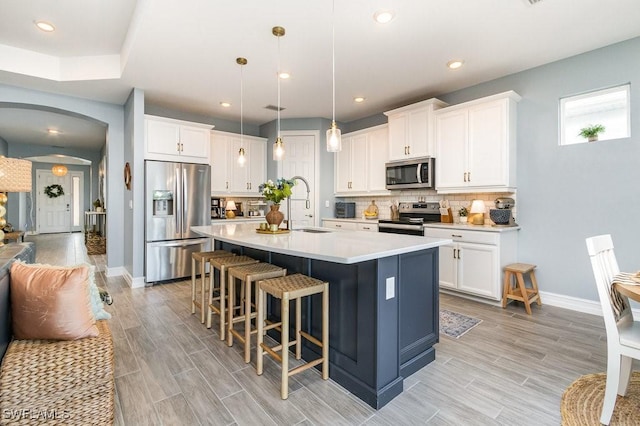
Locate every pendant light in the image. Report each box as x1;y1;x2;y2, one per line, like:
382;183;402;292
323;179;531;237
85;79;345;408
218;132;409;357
272;26;285;161
326;0;342;152
51;164;68;176
237;57;247;167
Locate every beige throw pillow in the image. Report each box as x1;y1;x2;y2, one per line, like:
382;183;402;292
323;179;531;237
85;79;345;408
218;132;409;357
9;262;99;340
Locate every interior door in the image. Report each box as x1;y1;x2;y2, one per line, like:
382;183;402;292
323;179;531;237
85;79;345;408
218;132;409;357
36;170;70;234
278;131;317;228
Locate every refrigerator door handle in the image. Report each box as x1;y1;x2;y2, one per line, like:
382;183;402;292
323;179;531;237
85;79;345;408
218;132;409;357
183;166;188;235
149;238;210;248
175;166;182;236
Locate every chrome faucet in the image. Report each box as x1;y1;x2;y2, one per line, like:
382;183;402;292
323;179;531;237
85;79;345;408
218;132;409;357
286;175;311;230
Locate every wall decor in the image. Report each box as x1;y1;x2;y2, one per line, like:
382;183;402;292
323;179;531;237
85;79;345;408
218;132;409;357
44;184;64;198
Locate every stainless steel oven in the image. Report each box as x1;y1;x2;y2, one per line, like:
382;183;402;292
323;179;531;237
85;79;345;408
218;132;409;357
378;202;440;236
385;157;434;189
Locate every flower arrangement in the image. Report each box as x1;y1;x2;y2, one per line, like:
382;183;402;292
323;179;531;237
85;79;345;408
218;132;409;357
258;178;295;204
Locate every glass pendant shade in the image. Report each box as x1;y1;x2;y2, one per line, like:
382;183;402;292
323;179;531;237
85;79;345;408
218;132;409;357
238;147;246;166
51;164;68;176
273;137;285;160
326;121;342;152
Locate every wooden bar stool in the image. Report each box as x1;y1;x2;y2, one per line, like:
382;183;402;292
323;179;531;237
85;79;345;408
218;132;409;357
191;250;235;323
227;263;287;362
502;263;541;315
256;273;329;399
207;255;258;340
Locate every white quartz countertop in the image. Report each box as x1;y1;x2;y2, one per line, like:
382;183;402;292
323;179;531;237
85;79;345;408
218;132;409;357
192;223;451;264
424;223;520;233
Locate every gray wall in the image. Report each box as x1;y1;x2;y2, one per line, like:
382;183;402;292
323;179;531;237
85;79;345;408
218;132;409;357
124;89;146;280
431;37;640;301
0;84;126;271
0;136;7;155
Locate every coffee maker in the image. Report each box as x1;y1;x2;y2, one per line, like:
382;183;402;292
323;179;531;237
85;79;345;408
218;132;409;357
489;197;516;226
211;197;225;219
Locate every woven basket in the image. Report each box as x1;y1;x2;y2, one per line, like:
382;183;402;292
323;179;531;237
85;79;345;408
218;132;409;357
0;320;114;425
85;231;106;255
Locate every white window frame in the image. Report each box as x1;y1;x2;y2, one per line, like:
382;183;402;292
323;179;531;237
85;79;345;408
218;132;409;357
559;84;631;146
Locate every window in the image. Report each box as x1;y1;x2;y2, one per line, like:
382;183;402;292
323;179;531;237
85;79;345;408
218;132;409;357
560;84;630;145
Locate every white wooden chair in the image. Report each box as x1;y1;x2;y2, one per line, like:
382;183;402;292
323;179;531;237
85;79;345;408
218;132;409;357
586;234;640;425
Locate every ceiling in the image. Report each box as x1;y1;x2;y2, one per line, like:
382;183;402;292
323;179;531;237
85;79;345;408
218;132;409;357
1;0;639;149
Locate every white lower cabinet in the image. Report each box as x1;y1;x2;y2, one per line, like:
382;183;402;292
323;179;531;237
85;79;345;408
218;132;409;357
357;222;378;232
425;227;517;301
322;220;357;231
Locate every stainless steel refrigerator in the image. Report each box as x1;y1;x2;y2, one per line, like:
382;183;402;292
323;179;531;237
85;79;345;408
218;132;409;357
145;160;211;283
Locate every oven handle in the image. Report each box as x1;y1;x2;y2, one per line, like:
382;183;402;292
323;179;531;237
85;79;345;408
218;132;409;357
378;223;424;231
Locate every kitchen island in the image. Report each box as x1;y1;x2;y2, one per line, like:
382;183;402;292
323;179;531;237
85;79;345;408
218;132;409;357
192;223;451;409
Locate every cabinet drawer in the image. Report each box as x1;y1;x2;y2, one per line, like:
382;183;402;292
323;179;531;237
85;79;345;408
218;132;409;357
424;227;498;245
322;220;357;231
357;223;378;232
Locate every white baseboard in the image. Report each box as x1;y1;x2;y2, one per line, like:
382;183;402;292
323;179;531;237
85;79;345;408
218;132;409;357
105;266;126;278
105;266;145;288
441;288;640;318
538;290;640;318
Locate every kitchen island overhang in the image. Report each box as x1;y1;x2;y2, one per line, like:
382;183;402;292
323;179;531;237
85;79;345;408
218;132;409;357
192;224;451;409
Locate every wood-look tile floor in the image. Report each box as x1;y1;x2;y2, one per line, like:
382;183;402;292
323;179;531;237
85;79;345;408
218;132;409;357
24;232;633;425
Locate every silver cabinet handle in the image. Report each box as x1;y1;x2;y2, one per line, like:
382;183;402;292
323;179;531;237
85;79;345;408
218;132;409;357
336;224;342;228
177;142;181;152
362;226;370;230
457;249;461;259
452;234;462;238
463;172;467;182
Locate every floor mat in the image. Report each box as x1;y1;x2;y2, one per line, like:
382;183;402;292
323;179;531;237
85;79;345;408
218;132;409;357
439;309;482;338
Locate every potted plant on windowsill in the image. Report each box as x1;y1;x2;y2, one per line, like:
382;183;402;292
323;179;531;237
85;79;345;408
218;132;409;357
458;207;468;224
579;124;605;142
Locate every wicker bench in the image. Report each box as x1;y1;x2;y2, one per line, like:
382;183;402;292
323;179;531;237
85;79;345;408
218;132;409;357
0;321;114;424
0;243;115;425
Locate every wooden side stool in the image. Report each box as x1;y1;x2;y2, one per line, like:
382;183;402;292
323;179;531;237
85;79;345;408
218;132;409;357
256;273;329;399
227;263;287;363
191;250;235;323
207;255;259;340
502;263;541;315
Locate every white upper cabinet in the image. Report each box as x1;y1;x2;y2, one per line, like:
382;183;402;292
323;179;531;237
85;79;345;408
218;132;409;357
210;130;266;196
144;115;212;163
384;98;448;161
335;125;390;196
435;91;521;194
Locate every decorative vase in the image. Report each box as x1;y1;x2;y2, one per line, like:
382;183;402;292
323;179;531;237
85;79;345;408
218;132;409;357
265;204;284;227
459;216;467;224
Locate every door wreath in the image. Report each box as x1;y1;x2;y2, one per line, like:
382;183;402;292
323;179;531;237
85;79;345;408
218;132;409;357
44;184;64;198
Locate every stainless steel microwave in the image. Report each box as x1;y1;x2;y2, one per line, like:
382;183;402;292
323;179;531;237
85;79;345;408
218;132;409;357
385;157;434;189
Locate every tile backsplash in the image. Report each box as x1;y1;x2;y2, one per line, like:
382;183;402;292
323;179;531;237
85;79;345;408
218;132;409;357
336;190;517;224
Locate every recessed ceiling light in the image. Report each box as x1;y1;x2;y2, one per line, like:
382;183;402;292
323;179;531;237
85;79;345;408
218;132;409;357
354;97;366;103
35;21;55;32
278;72;290;79
220;102;231;108
373;10;395;24
47;129;60;134
447;60;464;70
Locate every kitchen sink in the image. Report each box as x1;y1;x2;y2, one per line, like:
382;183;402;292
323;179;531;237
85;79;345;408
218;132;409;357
293;228;332;233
